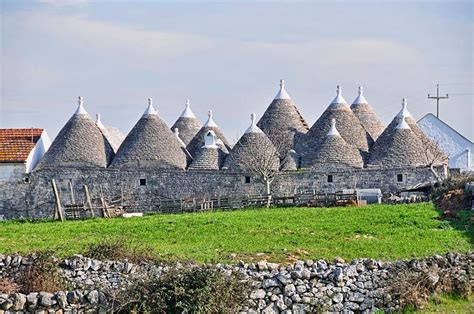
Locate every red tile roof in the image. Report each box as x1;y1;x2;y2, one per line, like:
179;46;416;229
0;128;44;163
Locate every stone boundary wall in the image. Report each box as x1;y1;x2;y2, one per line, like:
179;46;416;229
0;166;443;220
0;252;472;313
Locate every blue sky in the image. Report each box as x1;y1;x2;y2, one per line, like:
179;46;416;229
1;0;472;142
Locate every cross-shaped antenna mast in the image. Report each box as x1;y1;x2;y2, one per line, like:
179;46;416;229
428;84;449;118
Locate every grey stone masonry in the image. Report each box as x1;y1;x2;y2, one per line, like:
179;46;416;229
280;150;298;171
0;165;446;220
301;103;371;158
171;116;201;146
0;252;472;313
257;98;309;157
351;102;385;142
368;127;427;168
374;113;447;166
302;134;364;169
224;132;280;171
187;126;231;158
111;113;187;170
37;113;114;169
188;147;226;170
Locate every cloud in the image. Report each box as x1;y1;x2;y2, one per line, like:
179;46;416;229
6;11;214;69
37;0;88;6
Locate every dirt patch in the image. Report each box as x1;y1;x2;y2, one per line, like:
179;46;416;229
433;189;471;220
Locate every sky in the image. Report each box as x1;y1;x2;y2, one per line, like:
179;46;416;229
1;0;473;143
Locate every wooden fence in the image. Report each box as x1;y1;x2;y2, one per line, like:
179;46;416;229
52;178;359;220
157;192;358;214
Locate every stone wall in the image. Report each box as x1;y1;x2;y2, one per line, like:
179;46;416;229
0;163;26;183
0;166;444;220
0;252;472;313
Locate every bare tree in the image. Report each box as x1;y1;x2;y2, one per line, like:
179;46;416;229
420;137;448;182
230;130;284;208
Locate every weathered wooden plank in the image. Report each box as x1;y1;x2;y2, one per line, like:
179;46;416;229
51;179;64;222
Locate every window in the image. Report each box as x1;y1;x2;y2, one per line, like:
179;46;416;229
245;176;251;184
140;178;147;186
397;174;404;182
327;175;333;183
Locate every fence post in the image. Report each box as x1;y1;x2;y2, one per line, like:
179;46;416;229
51;179;64;222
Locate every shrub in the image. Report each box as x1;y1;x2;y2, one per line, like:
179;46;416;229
112;265;251;313
389;263;472;310
0;277;20;294
83;239;156;264
430;173;474;201
17;251;66;293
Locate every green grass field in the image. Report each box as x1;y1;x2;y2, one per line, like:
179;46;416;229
411;294;473;313
0;203;471;263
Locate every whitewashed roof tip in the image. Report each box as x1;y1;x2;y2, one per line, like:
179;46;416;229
203;110;218;128
396;99;411;130
143;97;158;115
331;85;348;105
173;128;186;147
245;113;263;134
74;96;88;115
398;98;413;118
352;86;368;105
180;99;196;118
274;79;291;100
327;118;341;137
96;114;105;130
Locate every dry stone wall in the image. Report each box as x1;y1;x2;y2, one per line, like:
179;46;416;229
0;166;443;220
0;252;472;313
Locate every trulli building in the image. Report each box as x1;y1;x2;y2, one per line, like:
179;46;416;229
0;82;450;219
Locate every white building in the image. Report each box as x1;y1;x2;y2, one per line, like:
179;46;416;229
418;114;473;172
0;128;51;182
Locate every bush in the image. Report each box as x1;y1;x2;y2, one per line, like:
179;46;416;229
430;173;474;201
83;239;156;264
17;251;66;293
0;278;20;294
389;263;472;310
113;265;250;313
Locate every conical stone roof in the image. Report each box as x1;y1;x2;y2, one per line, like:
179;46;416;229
303;86;371;155
186;110;231;157
280;150;298;171
38;97;114;169
96;114;125;153
224;113;280;171
350;86;385;142
368;108;426;167
111;98;187;169
173;128;187;148
257;80;309;155
170;100;201;146
188;130;227;170
371;99;447;165
302;119;364;169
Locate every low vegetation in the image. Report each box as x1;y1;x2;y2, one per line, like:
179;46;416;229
111;265;250;313
389;263;471;310
17;250;67;294
0;203;471;263
418;294;473;313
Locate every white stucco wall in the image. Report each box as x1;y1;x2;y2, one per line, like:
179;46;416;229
418;114;473;172
26;130;51;173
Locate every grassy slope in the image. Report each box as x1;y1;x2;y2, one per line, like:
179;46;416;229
417;295;473;313
0;203;471;263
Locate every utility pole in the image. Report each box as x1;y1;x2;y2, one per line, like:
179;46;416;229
428;84;449;118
